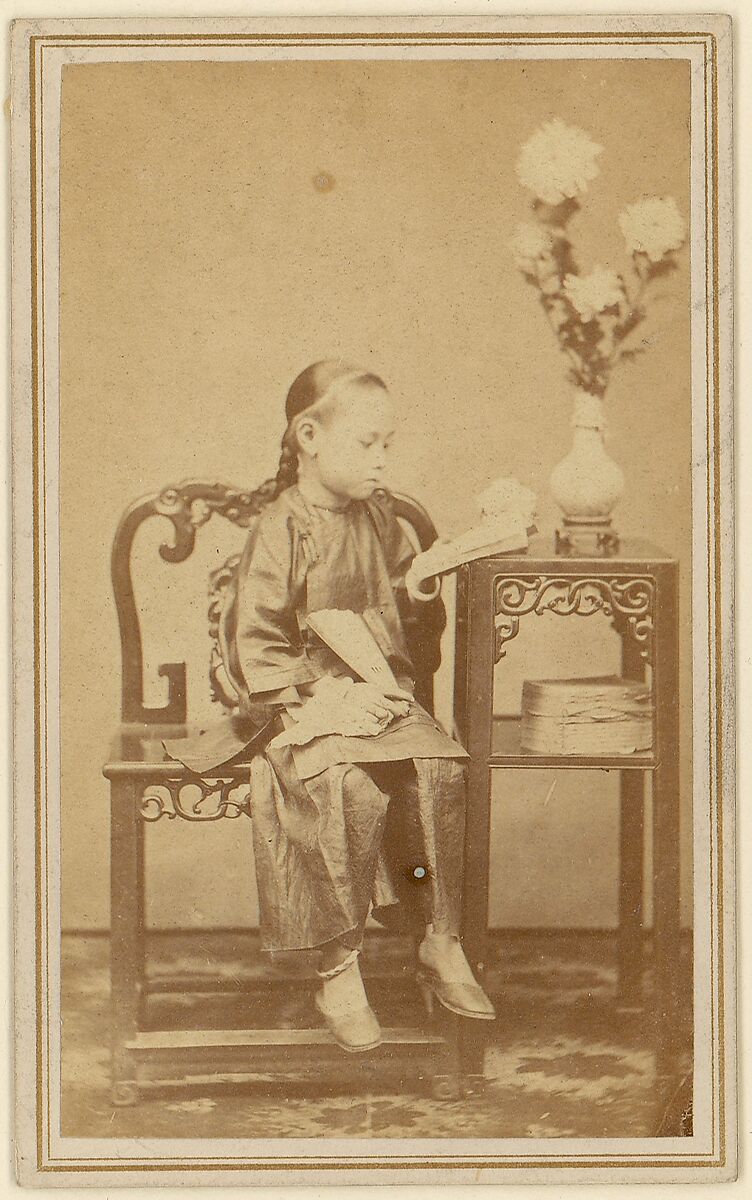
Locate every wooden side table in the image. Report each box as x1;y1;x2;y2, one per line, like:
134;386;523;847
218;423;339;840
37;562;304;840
453;537;681;1078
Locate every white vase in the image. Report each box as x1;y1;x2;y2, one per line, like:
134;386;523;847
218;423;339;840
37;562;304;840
549;390;625;530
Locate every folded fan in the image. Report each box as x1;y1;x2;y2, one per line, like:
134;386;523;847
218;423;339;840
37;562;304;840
306;609;401;693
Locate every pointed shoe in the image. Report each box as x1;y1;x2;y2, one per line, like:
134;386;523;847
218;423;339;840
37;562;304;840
314;992;383;1053
416;967;496;1021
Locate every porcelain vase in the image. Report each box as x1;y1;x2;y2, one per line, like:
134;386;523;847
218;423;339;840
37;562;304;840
549;390;625;531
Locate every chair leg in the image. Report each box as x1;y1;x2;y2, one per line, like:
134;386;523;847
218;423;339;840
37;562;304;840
135;813;148;1030
110;777;143;1106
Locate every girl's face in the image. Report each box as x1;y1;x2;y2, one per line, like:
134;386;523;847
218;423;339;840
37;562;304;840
301;384;396;503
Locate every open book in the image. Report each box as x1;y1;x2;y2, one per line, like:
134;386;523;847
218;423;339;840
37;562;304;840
408;476;537;588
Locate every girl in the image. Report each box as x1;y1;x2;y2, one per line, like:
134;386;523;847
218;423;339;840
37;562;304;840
228;360;494;1051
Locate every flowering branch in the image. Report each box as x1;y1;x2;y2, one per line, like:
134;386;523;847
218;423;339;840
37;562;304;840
509;121;686;398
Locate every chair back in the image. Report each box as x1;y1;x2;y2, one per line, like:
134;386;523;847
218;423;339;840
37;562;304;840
111;481;445;724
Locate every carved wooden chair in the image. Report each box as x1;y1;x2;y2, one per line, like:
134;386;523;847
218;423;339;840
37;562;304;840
103;479;468;1105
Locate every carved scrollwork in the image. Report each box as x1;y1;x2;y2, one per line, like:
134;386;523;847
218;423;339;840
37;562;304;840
494;617;519;662
113;479;273;722
154;481;270;565
493;574;655;662
208;553;243;709
139;778;252;823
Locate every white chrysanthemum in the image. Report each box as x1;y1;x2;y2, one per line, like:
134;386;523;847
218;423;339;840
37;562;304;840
618;196;686;262
516;120;603;206
508;222;552;270
478;477;537;526
563;268;624;322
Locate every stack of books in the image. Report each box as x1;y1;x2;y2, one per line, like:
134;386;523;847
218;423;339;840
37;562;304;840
519;676;654;756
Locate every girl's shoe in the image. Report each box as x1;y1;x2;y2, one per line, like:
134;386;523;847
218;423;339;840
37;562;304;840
417;930;496;1021
315;949;382;1053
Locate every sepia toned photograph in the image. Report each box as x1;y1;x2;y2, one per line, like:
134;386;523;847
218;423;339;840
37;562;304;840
10;13;734;1187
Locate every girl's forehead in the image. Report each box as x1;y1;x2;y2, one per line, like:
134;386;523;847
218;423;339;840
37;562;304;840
334;386;394;429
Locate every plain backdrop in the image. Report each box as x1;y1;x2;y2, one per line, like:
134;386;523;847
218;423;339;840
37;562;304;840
57;54;693;932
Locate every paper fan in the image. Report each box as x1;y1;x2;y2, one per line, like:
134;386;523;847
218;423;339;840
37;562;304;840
306;609;401;693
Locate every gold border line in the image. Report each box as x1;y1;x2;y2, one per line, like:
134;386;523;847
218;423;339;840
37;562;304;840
39;40;53;1166
702;38;718;1158
25;30;714;42
709;31;726;1157
23;38;712;44
28;29;726;1174
29;31;44;1174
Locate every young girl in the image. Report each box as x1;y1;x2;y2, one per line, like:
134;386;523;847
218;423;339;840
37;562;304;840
224;359;494;1051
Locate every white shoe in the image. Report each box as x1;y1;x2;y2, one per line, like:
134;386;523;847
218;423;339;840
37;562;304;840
417;930;496;1021
315;949;383;1053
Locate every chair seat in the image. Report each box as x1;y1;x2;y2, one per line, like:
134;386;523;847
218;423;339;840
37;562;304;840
104;719;257;780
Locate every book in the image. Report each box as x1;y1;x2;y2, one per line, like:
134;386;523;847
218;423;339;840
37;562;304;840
408;476;537;586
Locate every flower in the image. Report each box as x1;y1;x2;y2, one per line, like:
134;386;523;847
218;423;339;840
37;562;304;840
618;196;686;262
509;222;553;270
478;477;537;527
515;120;603;206
563;268;624;322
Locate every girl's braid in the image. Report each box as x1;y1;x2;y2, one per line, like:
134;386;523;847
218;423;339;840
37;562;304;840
255;427;299;505
274;433;299;494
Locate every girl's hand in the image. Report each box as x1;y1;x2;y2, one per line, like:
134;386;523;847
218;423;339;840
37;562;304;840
267;677;413;748
346;682;412;724
405;537;451;601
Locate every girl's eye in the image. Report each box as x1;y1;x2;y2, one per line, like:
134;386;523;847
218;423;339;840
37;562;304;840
359;435;391;449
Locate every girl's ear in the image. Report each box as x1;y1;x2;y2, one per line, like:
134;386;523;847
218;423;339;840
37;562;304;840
295;416;319;459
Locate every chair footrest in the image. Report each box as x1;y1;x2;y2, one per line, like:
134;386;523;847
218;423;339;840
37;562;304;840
118;1026;454;1093
127;1027;443;1051
142;973;417;995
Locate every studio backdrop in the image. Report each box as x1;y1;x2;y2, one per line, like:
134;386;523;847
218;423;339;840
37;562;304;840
58;57;691;932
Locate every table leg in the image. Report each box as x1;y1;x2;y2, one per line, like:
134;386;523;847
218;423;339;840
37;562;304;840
653;564;682;1066
453;567;469;745
459;758;493;1081
618;614;647;1008
618;770;645;1009
110;777;144;1105
458;563;495;1079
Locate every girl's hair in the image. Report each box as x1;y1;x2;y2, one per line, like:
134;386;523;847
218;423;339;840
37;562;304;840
257;360;388;502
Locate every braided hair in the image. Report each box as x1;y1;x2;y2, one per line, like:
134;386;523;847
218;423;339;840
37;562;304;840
258;360;388;502
254;434;298;506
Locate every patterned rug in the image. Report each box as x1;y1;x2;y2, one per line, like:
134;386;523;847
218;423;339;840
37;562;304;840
61;930;692;1140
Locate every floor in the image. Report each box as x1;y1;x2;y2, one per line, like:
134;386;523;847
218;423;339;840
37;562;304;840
61;930;693;1140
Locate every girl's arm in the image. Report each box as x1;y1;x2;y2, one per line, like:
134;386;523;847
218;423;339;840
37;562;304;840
366;491;442;602
235;509;321;697
404;567;441;603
